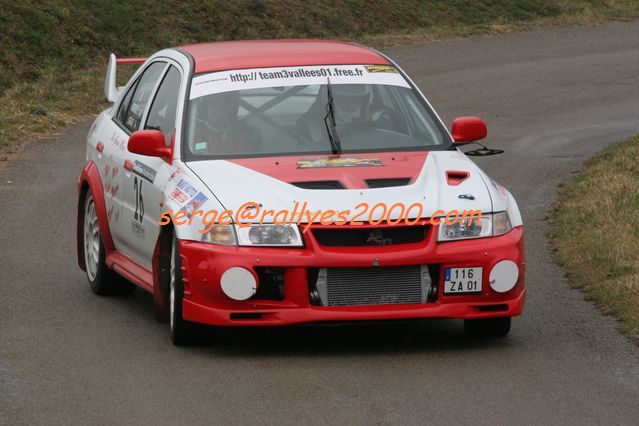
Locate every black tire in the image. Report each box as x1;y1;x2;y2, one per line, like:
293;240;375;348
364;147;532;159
169;234;205;345
464;317;511;337
83;190;136;295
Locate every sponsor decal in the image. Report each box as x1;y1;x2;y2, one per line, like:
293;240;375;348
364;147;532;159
132;160;157;183
104;164;111;176
167;167;184;183
112;165;119;178
104;180;111;193
180;192;209;218
164;168;186;204
297;157;384;169
366;229;393;246
364;65;397;74
169;178;198;203
110;132;127;151
111;183;119;197
131;221;145;239
130;103;142;116
107;205;114;222
126;115;136;129
190;64;410;99
170;188;189;203
176;178;198;198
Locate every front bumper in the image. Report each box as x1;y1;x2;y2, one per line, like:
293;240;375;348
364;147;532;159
179;225;526;326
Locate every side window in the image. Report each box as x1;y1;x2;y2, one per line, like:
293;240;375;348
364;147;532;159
117;62;166;132
115;80;138;124
145;66;181;146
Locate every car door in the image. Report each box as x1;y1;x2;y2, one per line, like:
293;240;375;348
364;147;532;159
120;63;183;269
108;60;167;263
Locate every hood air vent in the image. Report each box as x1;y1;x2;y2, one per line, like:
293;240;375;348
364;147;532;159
446;171;469;186
366;178;411;188
292;180;345;190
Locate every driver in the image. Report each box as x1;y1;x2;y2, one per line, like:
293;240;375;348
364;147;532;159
296;84;393;145
193;91;260;155
333;84;371;125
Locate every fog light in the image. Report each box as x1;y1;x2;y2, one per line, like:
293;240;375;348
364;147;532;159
220;267;257;301
489;260;518;293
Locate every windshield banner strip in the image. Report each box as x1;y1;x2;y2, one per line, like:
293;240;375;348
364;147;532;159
190;65;410;99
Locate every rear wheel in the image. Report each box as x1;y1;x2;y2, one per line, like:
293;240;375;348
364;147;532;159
83;191;135;295
464;317;511;337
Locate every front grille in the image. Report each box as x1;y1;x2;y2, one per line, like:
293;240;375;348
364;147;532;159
313;265;433;306
312;225;428;247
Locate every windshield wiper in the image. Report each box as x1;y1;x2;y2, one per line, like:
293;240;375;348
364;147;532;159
323;78;342;155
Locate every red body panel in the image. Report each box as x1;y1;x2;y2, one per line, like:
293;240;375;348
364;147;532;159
77;161;115;270
230;152;428;189
116;57;147;65
179;40;389;74
106;251;154;292
178;225;526;326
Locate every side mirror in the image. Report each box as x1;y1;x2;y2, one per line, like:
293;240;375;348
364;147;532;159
128;130;171;161
451;117;487;144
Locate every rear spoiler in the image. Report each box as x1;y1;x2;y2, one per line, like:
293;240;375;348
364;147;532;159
104;54;148;102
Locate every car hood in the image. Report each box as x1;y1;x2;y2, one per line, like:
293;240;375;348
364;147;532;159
185;150;494;222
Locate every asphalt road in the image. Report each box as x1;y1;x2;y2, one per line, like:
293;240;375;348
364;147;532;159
2;21;639;425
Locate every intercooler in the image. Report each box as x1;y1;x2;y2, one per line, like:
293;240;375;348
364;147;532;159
313;265;433;306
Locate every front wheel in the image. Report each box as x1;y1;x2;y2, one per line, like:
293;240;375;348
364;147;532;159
83;191;135;295
169;234;206;345
464;317;511;337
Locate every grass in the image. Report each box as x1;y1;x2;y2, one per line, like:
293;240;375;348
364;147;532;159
551;135;639;343
1;0;639;159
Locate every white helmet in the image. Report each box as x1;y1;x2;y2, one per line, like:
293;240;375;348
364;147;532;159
332;84;371;124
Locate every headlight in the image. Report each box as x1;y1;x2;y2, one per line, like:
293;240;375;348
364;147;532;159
437;212;512;241
201;224;237;246
236;224;304;247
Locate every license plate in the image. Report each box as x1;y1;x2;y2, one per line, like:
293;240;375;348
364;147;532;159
444;267;483;294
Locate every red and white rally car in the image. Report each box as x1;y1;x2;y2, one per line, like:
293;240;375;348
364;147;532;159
77;40;525;345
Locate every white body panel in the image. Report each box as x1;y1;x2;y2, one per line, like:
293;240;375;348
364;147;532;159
185;151;492;221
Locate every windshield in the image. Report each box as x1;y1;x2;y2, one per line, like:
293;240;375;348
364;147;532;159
185;64;449;159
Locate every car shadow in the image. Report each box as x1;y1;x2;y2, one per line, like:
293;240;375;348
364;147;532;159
203;320;515;357
121;286;517;357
